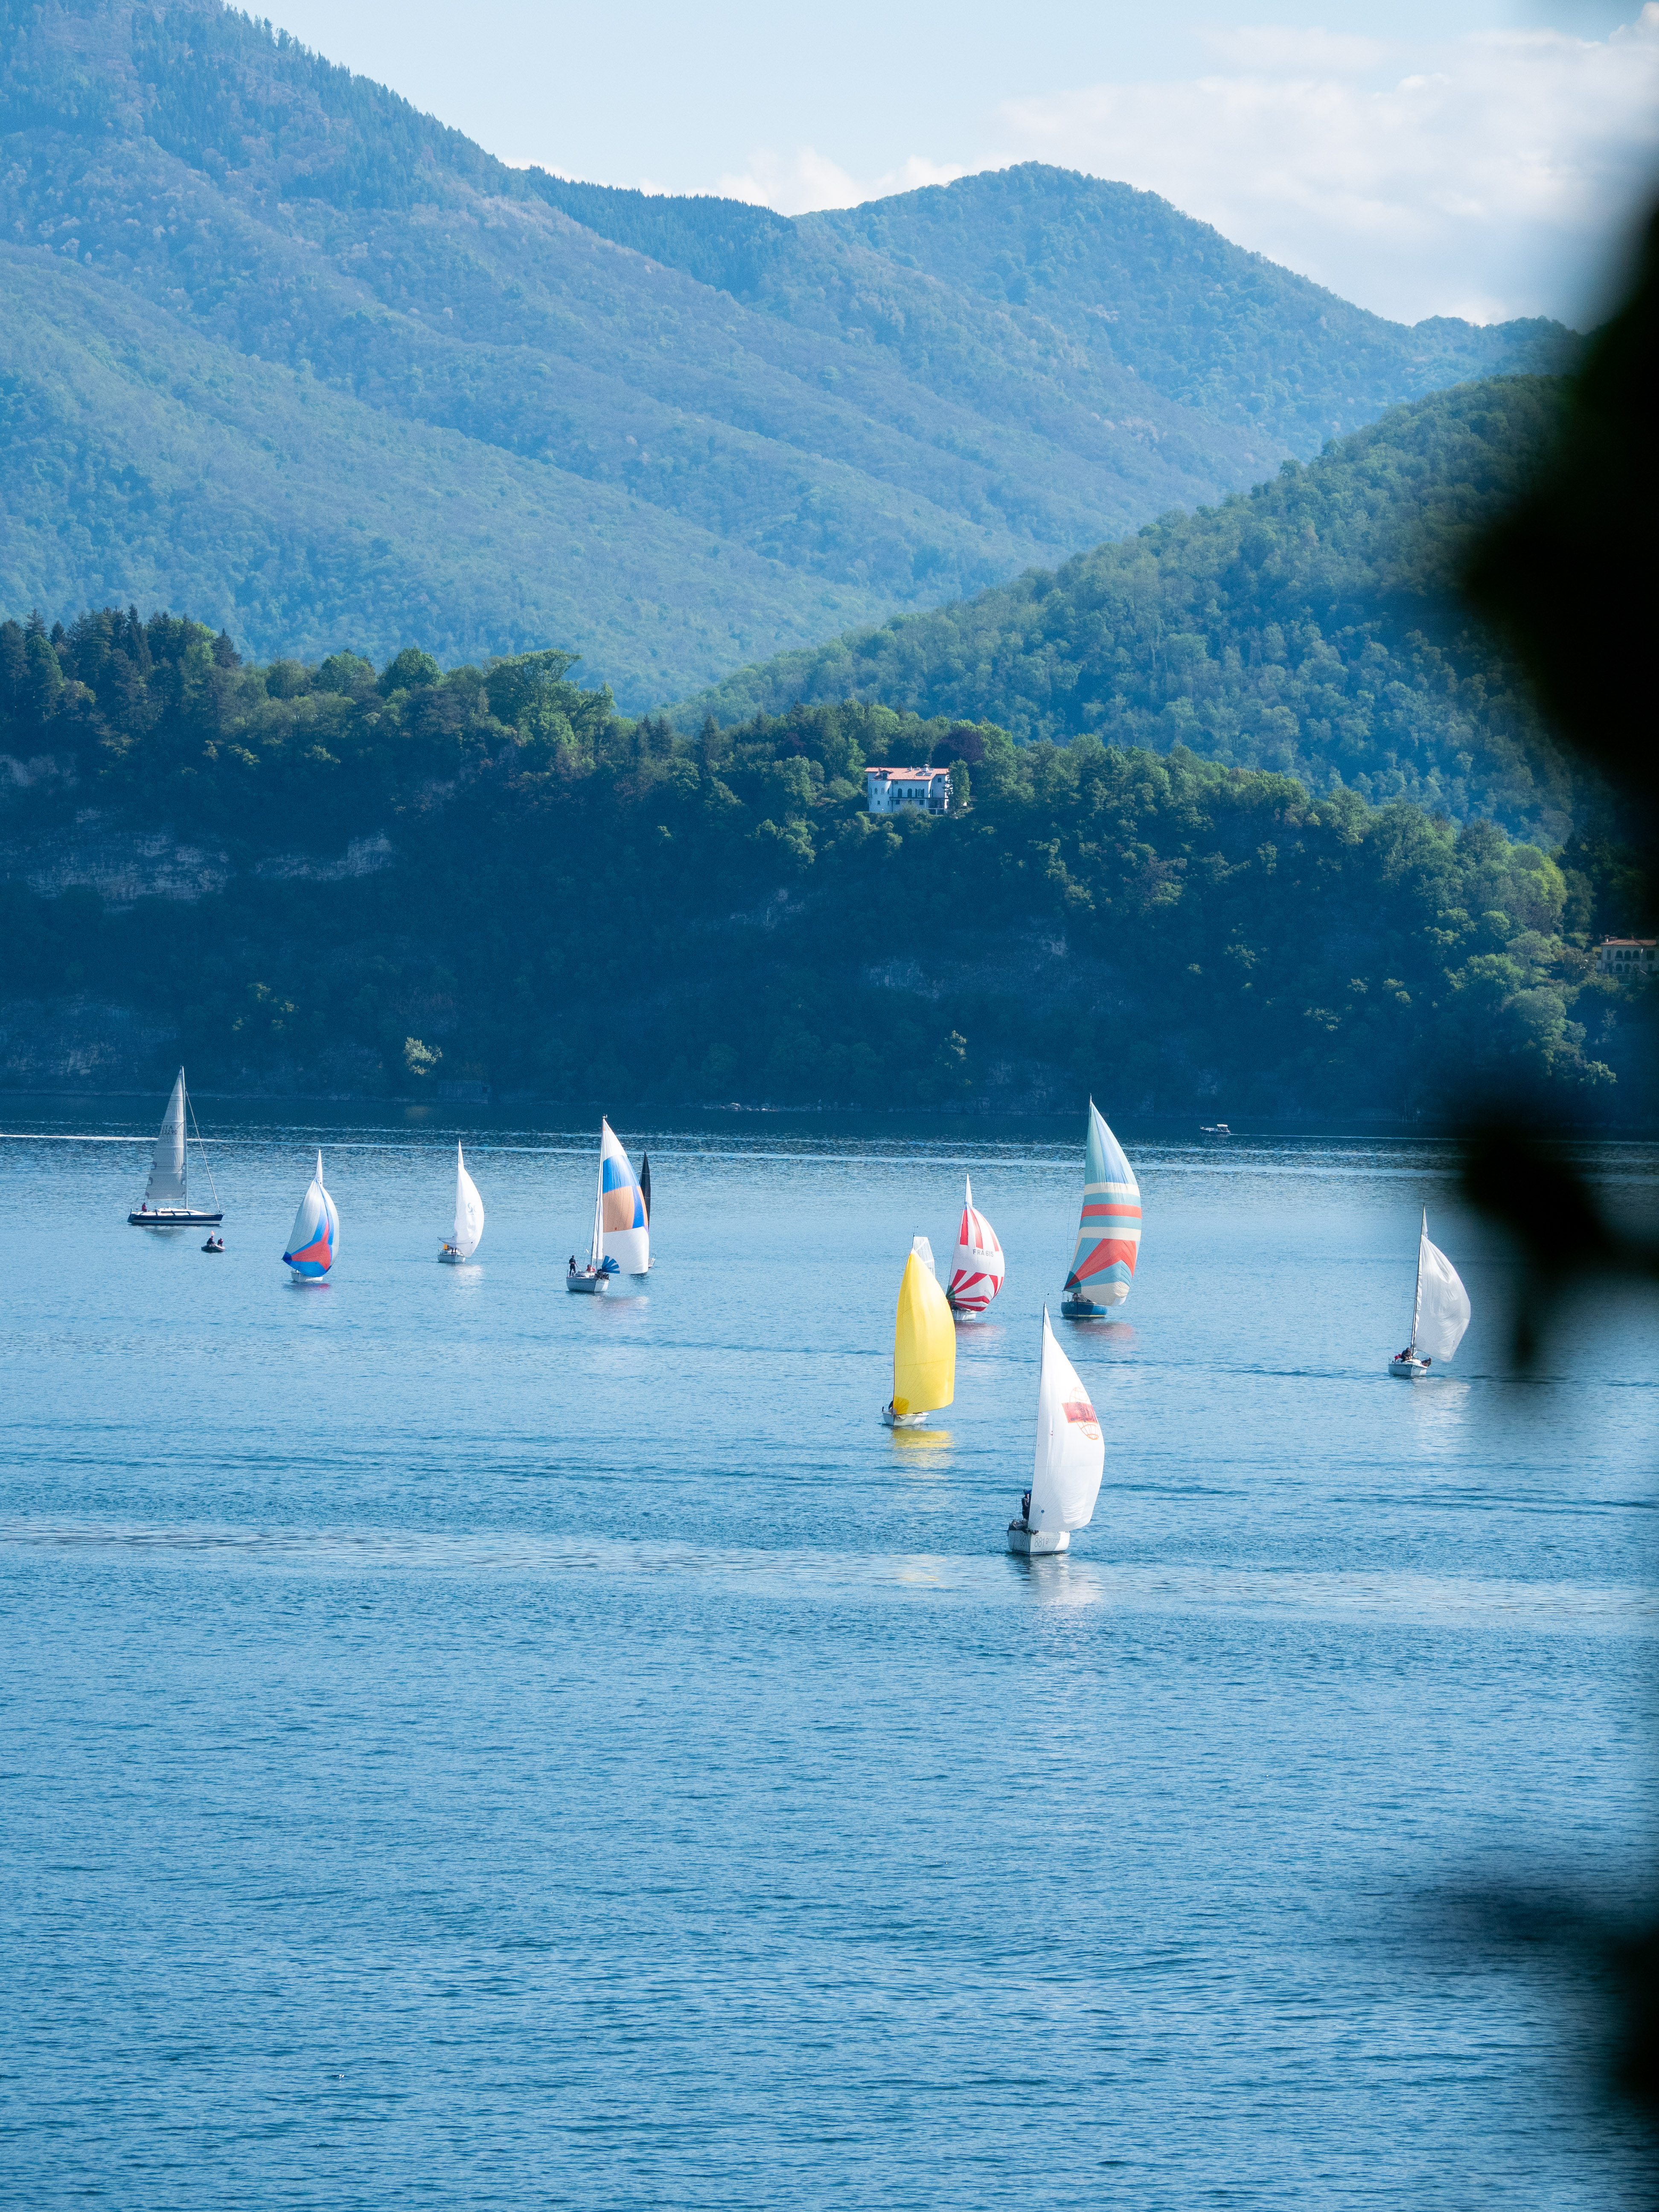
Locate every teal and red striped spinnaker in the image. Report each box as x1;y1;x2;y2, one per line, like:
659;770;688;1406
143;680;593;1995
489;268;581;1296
1062;1101;1141;1307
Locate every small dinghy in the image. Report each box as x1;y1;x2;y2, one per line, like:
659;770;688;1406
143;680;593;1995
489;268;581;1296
1389;1208;1470;1377
946;1175;1004;1316
128;1068;223;1226
1060;1099;1141;1318
1009;1308;1105;1554
568;1117;649;1292
282;1151;338;1280
439;1143;485;1263
883;1237;955;1427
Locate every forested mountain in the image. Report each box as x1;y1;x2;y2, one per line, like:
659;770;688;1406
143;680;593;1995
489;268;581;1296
679;379;1580;842
0;606;1644;1119
0;0;1573;703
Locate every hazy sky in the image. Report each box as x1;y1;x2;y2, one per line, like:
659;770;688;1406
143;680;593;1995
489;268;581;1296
263;1;1659;326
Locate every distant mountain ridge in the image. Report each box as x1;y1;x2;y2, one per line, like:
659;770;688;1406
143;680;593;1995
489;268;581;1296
0;0;1577;702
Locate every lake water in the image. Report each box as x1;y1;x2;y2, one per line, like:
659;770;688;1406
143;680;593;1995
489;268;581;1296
3;1102;1657;2209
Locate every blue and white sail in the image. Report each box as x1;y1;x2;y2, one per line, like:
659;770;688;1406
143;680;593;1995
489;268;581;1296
283;1150;338;1278
596;1118;649;1275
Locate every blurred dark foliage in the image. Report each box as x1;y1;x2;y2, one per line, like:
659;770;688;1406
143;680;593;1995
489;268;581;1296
1461;194;1659;2157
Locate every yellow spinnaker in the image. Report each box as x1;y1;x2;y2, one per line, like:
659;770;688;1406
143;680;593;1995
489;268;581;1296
892;1249;956;1416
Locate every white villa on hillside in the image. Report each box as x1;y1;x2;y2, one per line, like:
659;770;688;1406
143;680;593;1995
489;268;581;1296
866;765;951;815
1597;937;1659;978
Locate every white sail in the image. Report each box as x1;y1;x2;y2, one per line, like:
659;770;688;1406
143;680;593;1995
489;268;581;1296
144;1069;188;1209
282;1150;338;1277
1027;1308;1105;1534
598;1118;649;1274
451;1144;484;1259
1414;1217;1470;1362
911;1234;936;1277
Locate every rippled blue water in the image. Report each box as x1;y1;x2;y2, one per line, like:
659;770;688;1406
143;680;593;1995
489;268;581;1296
3;1102;1657;2208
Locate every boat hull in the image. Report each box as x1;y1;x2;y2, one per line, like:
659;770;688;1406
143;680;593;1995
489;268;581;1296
1059;1295;1115;1320
567;1270;608;1294
129;1209;222;1226
1007;1521;1069;1556
1389;1356;1429;1378
439;1247;477;1265
881;1406;936;1428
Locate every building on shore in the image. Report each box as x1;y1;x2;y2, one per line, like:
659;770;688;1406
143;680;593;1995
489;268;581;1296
866;765;951;816
1596;937;1659;978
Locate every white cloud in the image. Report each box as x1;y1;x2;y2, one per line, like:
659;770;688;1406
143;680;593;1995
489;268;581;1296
710;146;967;217
991;11;1659;324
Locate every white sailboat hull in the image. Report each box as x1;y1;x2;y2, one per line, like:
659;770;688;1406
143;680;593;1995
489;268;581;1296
881;1405;936;1428
439;1245;475;1265
1389;1355;1430;1378
1007;1521;1069;1555
129;1208;222;1226
568;1269;608;1295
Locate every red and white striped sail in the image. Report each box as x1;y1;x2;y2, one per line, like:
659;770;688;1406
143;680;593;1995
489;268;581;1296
947;1175;1005;1315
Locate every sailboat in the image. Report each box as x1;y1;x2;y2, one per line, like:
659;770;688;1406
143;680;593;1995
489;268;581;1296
282;1151;338;1280
439;1143;485;1263
946;1175;1005;1317
567;1118;649;1292
1060;1099;1142;1318
127;1068;222;1226
1389;1209;1470;1377
883;1237;955;1426
1008;1308;1105;1555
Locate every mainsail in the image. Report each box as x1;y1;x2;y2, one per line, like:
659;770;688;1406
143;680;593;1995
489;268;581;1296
144;1069;188;1210
1027;1308;1105;1535
947;1175;1004;1315
892;1247;955;1417
1412;1210;1471;1362
451;1143;485;1259
283;1150;339;1277
598;1118;649;1275
1063;1100;1141;1308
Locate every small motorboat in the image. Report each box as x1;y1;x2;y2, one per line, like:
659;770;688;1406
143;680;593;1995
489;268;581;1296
1199;1121;1232;1136
1009;1308;1105;1554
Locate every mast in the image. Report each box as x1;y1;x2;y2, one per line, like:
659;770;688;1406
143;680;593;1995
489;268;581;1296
1410;1207;1426;1356
590;1133;604;1268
